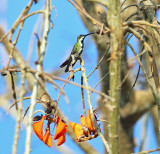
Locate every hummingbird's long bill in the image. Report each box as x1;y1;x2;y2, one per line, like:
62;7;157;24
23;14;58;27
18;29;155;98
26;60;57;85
84;32;96;37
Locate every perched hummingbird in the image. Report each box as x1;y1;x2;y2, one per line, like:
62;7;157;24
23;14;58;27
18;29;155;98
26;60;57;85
60;32;95;72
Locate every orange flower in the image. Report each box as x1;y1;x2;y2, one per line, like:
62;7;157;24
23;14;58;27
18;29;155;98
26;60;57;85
57;134;65;146
33;115;67;147
33;115;46;141
43;123;52;147
69;122;85;141
54;116;67;140
79;109;97;132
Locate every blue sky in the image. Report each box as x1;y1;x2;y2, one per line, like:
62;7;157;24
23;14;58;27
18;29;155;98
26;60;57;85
0;0;159;154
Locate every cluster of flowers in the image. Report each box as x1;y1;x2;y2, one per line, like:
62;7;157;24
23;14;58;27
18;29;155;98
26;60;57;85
69;109;99;142
33;109;99;147
33;114;67;147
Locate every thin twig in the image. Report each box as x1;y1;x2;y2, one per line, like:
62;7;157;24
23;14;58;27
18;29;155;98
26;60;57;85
20;10;44;23
9;72;18;110
118;70;131;89
127;49;146;63
12;69;26;154
56;76;70;104
80;59;111;153
124;12;137;22
22;105;30;121
24;0;51;153
127;43;143;98
132;147;160;154
44;72;112;101
139;113;149;151
53;75;70;115
92;72;109;91
41;73;69;104
23;66;112;100
120;0;127;8
125;38;157;101
124;20;160;29
86;0;108;8
7;97;42;115
121;4;137;13
0;0;34;42
127;27;152;54
87;46;110;78
33;110;46;115
67;0;110;32
81;75;87;125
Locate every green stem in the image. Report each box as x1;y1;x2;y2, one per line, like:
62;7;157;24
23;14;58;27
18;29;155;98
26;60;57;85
107;0;124;153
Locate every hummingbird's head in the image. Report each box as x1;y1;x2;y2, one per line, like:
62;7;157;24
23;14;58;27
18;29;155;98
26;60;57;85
77;35;86;42
77;32;95;41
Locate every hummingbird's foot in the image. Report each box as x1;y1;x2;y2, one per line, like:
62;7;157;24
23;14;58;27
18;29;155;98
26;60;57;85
74;55;81;61
69;66;74;81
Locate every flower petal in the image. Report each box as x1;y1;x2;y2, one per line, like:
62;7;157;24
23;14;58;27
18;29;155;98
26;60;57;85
80;115;85;126
33;114;43;121
54;116;67;140
86;109;96;132
43;123;52;148
57;134;65;146
69;122;84;141
33;115;45;140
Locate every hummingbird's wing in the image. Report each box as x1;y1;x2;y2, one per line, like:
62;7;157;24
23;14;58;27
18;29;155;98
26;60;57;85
60;56;72;72
71;42;79;55
65;57;72;72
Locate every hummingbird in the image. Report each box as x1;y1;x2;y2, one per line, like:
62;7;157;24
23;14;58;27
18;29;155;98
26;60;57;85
60;32;95;72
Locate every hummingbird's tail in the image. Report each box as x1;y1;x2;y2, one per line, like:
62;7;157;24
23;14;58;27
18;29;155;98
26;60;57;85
65;62;70;72
60;58;72;72
60;59;70;68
